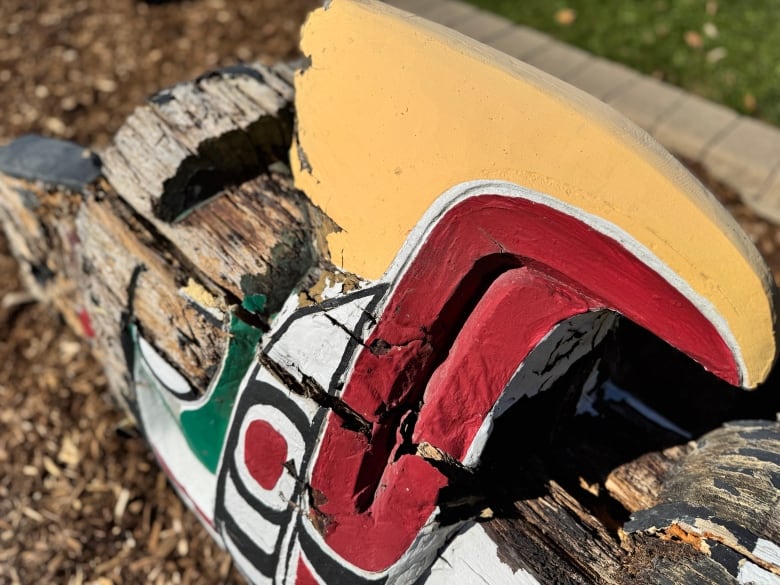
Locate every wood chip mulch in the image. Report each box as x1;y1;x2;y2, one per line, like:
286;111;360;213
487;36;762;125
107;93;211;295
1;1;779;584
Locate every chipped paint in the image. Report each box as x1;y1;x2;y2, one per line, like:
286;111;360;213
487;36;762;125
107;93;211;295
180;277;227;322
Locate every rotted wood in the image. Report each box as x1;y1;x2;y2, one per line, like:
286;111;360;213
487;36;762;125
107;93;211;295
0;62;328;402
626;420;780;582
1;62;779;584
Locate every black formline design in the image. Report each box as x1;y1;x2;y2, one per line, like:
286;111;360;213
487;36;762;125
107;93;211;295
215;285;393;583
295;515;388;585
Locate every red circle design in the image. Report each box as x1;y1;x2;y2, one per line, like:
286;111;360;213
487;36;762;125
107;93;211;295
244;419;288;490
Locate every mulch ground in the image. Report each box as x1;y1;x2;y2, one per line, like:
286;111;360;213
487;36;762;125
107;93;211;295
1;1;779;584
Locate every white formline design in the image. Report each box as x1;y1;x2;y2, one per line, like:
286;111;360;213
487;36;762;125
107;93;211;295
425;523;542;585
138;335;191;396
133;336;218;530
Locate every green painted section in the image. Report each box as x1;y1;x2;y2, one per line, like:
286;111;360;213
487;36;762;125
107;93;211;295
179;295;265;472
242;293;267;315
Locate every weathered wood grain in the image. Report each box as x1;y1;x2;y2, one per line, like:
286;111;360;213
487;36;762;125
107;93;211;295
102;61;296;222
627;420;780;581
2;57;779;585
0;62;325;399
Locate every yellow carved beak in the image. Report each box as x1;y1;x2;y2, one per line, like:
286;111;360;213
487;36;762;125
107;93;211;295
291;0;777;388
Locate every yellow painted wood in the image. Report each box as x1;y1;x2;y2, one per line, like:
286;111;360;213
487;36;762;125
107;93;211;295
291;0;776;386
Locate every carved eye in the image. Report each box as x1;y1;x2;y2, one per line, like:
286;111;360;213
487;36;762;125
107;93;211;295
236;403;305;509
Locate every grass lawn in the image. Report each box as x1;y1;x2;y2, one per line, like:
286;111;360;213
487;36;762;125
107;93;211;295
463;0;780;127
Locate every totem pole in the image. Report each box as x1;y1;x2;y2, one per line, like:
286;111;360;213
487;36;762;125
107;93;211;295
1;1;778;583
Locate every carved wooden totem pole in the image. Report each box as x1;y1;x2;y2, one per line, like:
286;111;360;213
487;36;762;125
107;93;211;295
1;0;779;583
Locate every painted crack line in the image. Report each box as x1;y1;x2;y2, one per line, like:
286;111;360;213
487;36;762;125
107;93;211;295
257;350;372;438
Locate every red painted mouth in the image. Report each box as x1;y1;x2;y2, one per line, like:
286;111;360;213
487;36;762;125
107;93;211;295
309;194;736;572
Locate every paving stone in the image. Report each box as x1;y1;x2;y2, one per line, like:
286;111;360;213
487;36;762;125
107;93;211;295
488;26;553;59
522;43;593;82
567;57;640;100
751;169;780;225
383;0;446;16
451;9;514;42
653;94;739;160
702;117;780;202
606;76;684;132
0;134;101;190
423;0;477;26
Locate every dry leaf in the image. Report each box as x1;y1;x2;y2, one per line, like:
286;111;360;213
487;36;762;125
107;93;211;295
744;93;757;113
703;22;718;38
684;30;703;49
554;8;577;26
706;47;727;63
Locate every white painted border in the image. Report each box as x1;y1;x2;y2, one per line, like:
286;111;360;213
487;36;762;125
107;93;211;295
134;344;218;530
138;335;192;396
425;523;542;585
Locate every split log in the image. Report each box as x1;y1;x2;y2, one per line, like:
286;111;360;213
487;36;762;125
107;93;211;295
2;2;780;583
2;65;779;585
0;62;327;402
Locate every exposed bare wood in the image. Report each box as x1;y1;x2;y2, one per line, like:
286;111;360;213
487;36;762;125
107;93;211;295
0;62;324;401
605;445;692;513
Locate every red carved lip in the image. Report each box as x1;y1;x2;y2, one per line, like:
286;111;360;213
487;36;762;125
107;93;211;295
308;193;736;572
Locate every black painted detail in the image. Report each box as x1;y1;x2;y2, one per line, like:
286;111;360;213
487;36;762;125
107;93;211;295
737;447;780;467
209;63;267;85
31;262;55;286
736;427;780;443
624;501;714;534
15;188;40;210
148;89;175;105
708;542;742;577
714;516;758;551
712;477;740;497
